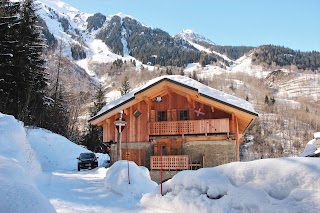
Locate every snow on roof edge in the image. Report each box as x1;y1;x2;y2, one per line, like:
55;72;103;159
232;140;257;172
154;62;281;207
89;75;258;122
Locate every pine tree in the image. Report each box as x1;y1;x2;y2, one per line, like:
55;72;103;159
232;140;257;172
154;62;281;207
119;76;131;95
192;71;198;81
42;85;70;137
15;0;48;125
265;95;269;105
179;69;185;76
0;1;21;113
81;84;106;152
270;97;276;105
0;0;48;126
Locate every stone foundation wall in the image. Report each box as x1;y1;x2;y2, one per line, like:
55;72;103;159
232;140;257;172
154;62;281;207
111;140;236;169
110;142;153;167
183;140;236;167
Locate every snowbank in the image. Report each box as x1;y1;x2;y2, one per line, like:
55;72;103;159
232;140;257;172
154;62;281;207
0;114;41;176
0;113;55;213
141;157;320;213
26;128;106;171
104;160;157;199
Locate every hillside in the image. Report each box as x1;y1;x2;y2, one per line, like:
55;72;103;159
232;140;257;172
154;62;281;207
32;0;320;159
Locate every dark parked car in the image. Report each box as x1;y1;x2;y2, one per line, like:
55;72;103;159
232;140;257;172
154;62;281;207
77;152;99;171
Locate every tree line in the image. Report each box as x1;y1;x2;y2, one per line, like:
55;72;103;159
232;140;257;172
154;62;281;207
252;45;320;71
0;0;48;126
0;0;107;153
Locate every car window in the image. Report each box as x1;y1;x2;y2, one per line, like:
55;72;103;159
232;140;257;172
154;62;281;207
79;153;95;159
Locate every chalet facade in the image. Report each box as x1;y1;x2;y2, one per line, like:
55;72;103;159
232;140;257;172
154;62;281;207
89;75;258;170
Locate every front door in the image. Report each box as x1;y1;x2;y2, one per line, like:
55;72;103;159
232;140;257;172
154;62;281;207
122;149;145;166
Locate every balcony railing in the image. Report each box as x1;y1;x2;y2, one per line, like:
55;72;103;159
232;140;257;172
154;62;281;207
148;118;229;135
150;155;189;170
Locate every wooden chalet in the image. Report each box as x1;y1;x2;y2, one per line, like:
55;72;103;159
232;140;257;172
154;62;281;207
89;75;258;170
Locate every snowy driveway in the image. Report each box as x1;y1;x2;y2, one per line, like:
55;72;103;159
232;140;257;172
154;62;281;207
37;168;168;213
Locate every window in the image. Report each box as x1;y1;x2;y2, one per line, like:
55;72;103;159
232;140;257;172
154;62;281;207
157;111;167;121
179;110;188;120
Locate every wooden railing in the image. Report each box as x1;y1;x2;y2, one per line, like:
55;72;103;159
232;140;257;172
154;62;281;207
150;155;189;170
148;118;229;135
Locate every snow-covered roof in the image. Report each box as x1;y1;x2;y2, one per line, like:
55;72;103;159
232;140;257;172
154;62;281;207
300;132;320;157
90;75;258;121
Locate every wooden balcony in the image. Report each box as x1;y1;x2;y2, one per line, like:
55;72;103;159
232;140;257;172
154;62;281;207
148;118;229;136
150;155;189;170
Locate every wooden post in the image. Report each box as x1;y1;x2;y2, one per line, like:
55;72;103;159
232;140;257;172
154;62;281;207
235;116;240;161
160;145;163;196
114;111;127;161
117;131;121;161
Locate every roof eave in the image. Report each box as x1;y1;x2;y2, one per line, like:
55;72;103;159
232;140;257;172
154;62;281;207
88;97;135;123
200;93;258;117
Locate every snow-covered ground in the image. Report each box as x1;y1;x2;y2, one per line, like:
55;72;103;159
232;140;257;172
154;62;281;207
1;112;320;212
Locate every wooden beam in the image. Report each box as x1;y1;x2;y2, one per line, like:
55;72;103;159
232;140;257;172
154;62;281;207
235;116;240;161
97;121;104;126
211;106;215;112
143;96;154;107
184;135;229;141
165;86;173;98
104;119;110;142
186;94;192;104
185;94;194;108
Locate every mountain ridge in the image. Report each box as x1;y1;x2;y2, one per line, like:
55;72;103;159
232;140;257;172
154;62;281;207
36;0;320;78
33;0;320;161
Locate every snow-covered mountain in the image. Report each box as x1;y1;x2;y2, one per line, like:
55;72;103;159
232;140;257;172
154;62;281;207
34;0;320;158
36;0;244;80
176;29;215;46
175;29;235;63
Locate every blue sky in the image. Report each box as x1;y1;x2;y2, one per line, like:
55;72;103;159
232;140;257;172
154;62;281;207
63;0;320;52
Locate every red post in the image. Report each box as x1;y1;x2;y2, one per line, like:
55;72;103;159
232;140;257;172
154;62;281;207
127;159;130;184
160;146;163;196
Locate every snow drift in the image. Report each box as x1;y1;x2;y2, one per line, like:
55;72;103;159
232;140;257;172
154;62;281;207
2;112;320;212
141;158;320;213
104;160;157;199
26;128;109;171
0;113;55;213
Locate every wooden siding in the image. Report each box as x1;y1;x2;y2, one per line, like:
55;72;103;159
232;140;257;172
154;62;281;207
122;148;145;166
102;90;242;146
148;118;229;135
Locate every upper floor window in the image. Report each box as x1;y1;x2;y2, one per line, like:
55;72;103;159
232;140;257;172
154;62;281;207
157;111;167;121
179;110;188;120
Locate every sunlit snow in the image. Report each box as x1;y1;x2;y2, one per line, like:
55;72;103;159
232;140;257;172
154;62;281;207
1;112;320;212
